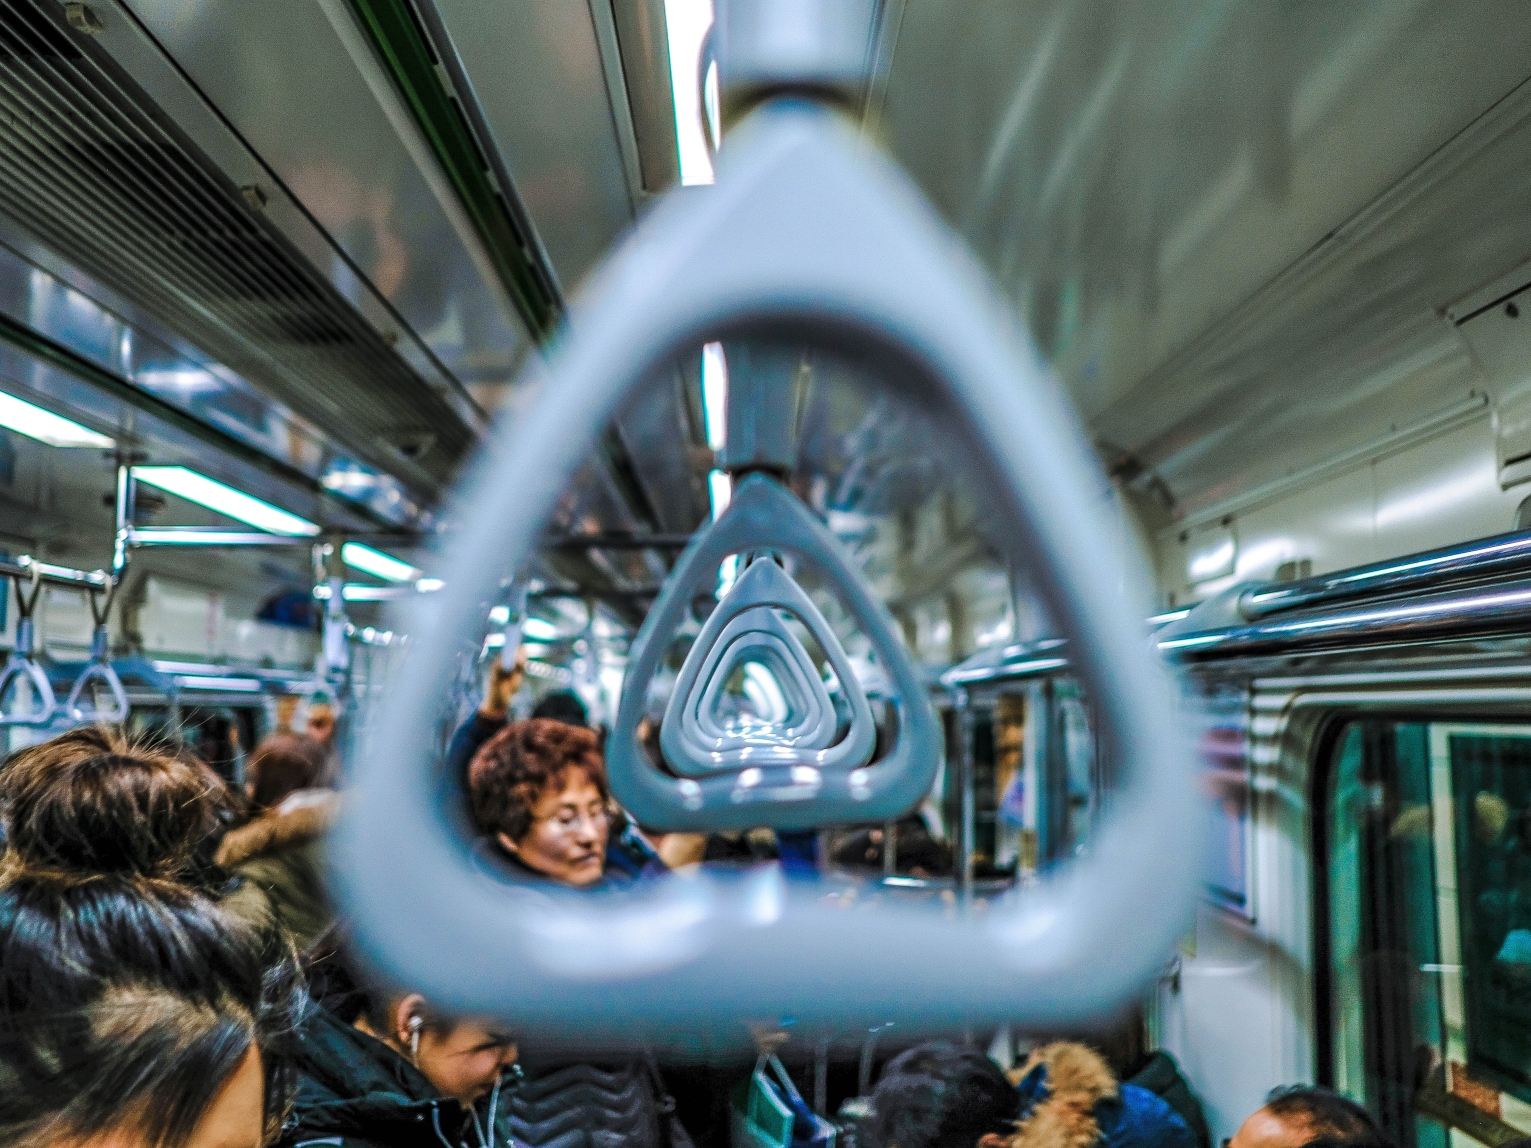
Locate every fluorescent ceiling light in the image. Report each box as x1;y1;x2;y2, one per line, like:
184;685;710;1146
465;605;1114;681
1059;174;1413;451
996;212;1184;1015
133;466;320;536
415;578;445;593
708;469;731;520
342;542;419;583
0;390;114;448
522;617;559;641
702;341;728;450
664;0;715;186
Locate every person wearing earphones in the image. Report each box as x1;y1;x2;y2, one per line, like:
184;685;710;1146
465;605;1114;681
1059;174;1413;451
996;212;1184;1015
280;939;519;1148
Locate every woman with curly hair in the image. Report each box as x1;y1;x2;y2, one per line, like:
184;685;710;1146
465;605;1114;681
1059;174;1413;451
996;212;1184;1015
465;717;695;1148
468;716;613;888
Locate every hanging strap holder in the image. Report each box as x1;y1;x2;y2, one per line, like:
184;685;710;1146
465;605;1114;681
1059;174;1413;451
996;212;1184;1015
0;562;56;727
66;574;128;724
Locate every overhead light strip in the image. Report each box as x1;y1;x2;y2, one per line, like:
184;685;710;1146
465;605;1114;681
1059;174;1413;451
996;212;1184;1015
0;388;113;447
342;541;419;583
664;0;716;186
133;466;321;536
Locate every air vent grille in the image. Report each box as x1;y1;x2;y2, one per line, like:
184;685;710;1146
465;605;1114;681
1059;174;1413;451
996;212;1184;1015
0;0;476;492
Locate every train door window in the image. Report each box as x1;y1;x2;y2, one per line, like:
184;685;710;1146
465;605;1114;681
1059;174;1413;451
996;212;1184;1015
1323;719;1531;1148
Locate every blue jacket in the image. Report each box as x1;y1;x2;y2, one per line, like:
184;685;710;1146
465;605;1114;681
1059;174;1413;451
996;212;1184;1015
1012;1044;1196;1148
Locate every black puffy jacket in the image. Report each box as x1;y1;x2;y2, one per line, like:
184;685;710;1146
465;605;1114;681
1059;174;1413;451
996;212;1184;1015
279;1004;493;1148
502;1055;691;1148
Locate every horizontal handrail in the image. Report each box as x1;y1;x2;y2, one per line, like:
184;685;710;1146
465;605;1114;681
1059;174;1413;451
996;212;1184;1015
1238;527;1531;619
0;556;109;591
1161;576;1531;659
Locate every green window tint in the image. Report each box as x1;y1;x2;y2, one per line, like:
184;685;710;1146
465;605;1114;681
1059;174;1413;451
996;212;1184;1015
1324;720;1531;1148
1449;733;1531;1094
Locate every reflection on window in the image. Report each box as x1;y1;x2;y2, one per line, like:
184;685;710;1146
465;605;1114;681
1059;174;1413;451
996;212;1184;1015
1325;719;1531;1148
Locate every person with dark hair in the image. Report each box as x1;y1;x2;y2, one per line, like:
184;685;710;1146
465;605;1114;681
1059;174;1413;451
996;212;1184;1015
871;1041;1196;1148
1230;1086;1388;1148
530;688;589;727
278;939;518;1148
0;871;305;1148
216;732;338;949
0;726;241;892
872;1041;1020;1148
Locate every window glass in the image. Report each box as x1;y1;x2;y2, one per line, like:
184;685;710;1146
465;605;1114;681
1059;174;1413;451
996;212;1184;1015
1325;719;1531;1148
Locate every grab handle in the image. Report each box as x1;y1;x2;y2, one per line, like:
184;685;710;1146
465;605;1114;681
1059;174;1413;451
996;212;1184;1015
336;87;1199;1039
623;476;931;829
67;578;128;724
0;566;56;727
657;546;877;780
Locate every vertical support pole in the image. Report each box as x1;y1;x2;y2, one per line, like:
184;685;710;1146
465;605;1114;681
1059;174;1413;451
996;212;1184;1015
112;458;134;578
813;1035;830;1117
953;685;975;902
882;818;897;878
1039;679;1070;865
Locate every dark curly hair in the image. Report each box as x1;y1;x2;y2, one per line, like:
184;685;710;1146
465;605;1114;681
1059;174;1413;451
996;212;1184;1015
0;727;241;889
468;718;608;842
0;872;305;1148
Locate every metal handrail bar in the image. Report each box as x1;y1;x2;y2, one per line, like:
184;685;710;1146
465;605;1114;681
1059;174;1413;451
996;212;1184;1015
2;555;109;591
1160;575;1531;660
1238;526;1531;620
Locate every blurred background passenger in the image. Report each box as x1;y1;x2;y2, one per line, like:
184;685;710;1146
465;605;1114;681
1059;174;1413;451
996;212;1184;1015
530;688;589;727
0;872;304;1148
283;941;517;1148
871;1040;1195;1148
304;698;341;786
1229;1087;1390;1148
216;732;337;950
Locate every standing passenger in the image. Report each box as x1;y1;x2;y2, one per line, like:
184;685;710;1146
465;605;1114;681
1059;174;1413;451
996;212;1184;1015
216;732;338;950
466;719;694;1148
1227;1087;1390;1148
0;873;304;1148
280;943;517;1148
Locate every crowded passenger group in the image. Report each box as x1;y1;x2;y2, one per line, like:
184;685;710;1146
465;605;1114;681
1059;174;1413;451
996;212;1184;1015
0;655;1396;1148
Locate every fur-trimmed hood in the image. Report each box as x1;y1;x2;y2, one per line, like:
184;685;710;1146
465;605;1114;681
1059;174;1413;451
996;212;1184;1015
216;790;338;869
1006;1043;1118;1148
1006;1043;1198;1148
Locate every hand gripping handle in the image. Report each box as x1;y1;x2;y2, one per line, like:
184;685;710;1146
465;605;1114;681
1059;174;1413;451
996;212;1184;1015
334;106;1201;1039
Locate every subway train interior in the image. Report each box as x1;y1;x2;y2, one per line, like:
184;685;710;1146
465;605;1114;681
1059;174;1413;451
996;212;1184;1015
8;2;1531;1148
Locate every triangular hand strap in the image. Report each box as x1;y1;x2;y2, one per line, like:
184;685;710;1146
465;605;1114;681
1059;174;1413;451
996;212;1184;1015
611;473;936;830
0;615;56;728
687;608;836;747
661;555;876;776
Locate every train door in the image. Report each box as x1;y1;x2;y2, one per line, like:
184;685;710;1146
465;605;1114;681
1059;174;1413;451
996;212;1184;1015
1320;719;1531;1148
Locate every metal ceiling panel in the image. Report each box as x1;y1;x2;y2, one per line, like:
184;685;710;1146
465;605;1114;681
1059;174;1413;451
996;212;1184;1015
116;0;532;413
428;0;639;292
876;2;1531;513
0;0;483;494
